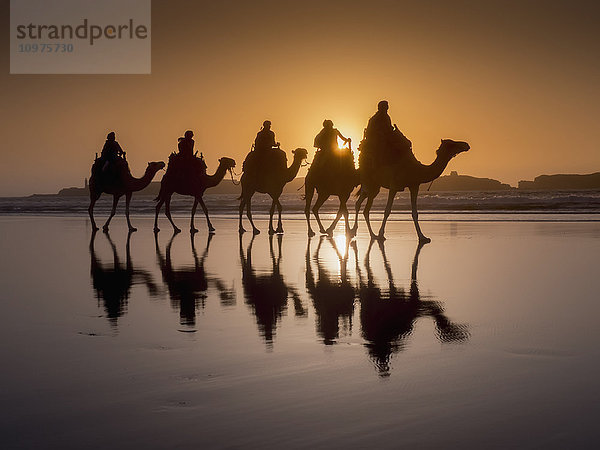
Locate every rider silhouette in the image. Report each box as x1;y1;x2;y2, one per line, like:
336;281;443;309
313;119;352;173
177;130;195;158
100;131;124;172
254;120;279;153
363;100;411;164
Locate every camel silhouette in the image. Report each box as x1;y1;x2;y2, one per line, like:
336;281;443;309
305;236;356;345
154;157;236;234
89;230;160;326
238;148;308;235
304;145;360;237
88;159;165;232
357;240;469;376
239;234;305;347
353;139;470;242
154;232;235;328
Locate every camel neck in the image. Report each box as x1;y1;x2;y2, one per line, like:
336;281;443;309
206;162;229;188
130;168;156;192
285;156;303;183
421;153;452;184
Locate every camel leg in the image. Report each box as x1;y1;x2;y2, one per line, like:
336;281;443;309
88;191;100;232
326;196;349;235
103;195;120;232
198;198;215;233
165;196;181;234
312;192;328;234
246;195;260;235
351;190;368;236
190;199;199;233
154;197;165;233
376;189;396;240
275;199;284;233
363;194;377;240
125;192;137;232
304;185;315;237
268;198;277;235
410;185;430;243
238;196;246;234
341;199;352;236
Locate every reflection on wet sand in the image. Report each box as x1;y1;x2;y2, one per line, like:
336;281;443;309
89;230;160;326
155;232;235;328
305;236;356;345
358;240;470;376
240;234;306;347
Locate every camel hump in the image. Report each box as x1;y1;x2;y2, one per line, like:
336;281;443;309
242;149;287;174
165;152;207;179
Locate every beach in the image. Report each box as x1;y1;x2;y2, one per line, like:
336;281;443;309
1;215;599;448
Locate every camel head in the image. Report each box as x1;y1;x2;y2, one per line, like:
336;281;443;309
292;147;309;161
147;161;166;174
436;139;470;160
218;157;237;170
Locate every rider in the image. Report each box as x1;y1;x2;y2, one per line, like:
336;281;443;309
313;119;351;171
177;130;195;158
100;131;124;172
364;100;411;163
254;120;279;154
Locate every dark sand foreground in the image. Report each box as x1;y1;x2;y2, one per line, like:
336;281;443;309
1;216;599;448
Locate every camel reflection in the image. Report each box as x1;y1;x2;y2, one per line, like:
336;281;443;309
358;241;469;376
89;230;159;325
305;236;356;345
240;234;305;347
155;232;234;328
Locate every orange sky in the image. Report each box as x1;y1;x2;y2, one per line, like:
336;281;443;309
1;0;599;196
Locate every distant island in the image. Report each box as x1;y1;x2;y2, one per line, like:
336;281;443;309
46;170;600;198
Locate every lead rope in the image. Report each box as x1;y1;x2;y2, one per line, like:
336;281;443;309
229;168;240;185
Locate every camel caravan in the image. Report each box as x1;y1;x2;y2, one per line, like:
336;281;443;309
88;100;469;242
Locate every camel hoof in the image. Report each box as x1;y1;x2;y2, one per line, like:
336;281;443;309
92;227;99;232
253;228;261;235
173;227;181;234
154;227;160;233
268;228;276;235
190;228;198;234
378;234;387;241
419;236;431;244
208;225;215;232
239;227;246;234
276;227;284;234
102;226;109;233
129;227;137;233
308;230;315;237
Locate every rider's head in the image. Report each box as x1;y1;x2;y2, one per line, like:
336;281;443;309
377;100;389;112
323;119;334;129
263;120;271;130
107;132;116;141
184;130;194;139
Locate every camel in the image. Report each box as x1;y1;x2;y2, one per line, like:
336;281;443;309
154;157;236;234
88;159;165;232
357;240;469;376
304;147;361;237
238;148;308;235
352;139;470;242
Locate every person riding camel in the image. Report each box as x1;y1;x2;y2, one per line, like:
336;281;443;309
313;119;352;173
178;130;195;158
100;131;125;172
363;100;412;164
254;120;279;154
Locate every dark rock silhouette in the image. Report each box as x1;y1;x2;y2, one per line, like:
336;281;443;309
357;240;469;377
305;236;356;345
519;172;600;190
89;230;160;326
239;234;305;347
88;157;165;232
431;171;512;191
154;232;235;328
154;156;236;234
238;146;308;235
353;139;470;242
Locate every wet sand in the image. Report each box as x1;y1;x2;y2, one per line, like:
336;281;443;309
1;216;599;448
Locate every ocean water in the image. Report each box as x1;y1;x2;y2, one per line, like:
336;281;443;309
1;216;599;448
1;190;600;222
